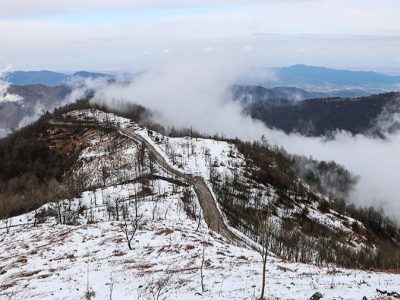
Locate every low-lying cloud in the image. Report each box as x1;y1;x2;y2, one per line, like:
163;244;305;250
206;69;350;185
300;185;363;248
0;66;22;103
93;53;267;139
91;54;400;222
0;67;95;134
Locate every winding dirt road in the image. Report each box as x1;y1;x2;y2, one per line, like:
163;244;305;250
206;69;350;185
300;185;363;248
119;128;239;242
50;116;241;243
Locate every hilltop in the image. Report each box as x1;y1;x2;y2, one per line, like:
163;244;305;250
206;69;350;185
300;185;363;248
1;103;400;299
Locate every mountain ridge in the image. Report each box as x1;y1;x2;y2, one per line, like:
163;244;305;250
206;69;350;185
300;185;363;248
235;88;400;136
4;70;112;86
233;84;371;102
5;65;400;89
273;64;400;87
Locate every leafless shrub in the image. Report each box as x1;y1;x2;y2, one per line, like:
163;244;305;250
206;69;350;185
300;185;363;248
121;215;143;250
143;273;172;300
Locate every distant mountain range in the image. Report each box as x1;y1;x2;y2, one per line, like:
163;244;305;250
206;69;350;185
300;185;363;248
274;64;400;86
5;65;400;91
4;70;111;86
240;64;400;92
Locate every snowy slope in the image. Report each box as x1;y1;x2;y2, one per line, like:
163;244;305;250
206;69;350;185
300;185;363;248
1;205;400;300
61;110;373;247
1;109;399;299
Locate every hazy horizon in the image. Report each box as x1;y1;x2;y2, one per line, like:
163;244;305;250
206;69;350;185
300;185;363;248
4;64;400;77
1;0;400;73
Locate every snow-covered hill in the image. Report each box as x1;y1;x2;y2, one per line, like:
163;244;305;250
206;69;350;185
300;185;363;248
1;108;400;299
2;200;400;300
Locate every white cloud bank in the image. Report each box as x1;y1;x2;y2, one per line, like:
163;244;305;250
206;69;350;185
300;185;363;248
0;66;22;103
91;53;400;222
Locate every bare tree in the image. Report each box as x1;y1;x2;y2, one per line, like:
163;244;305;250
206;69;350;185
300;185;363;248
200;243;207;294
121;214;143;250
73;170;91;195
0;196;10;228
121;203;129;221
5;291;15;300
4;218;12;234
196;211;202;232
110;194;122;221
108;273;115;300
85;251;95;300
257;205;273;300
152;198;158;221
208;159;220;184
136;142;146;172
133;187;140;219
47;179;69;224
24;177;43;227
101;166;110;187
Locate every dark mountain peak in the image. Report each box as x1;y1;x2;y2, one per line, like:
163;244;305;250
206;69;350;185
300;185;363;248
285;64;377;74
72;71;110;78
274;65;400;86
5;70;69;87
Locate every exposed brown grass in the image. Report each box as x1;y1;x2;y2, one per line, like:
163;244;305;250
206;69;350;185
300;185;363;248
237;255;248;261
11;270;41;279
0;282;16;290
155;228;174;236
14;257;28;264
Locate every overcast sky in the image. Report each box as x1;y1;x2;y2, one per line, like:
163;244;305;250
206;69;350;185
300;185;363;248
0;0;399;73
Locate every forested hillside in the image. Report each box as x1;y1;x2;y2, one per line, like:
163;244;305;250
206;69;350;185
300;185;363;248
237;91;400;136
0;84;70;135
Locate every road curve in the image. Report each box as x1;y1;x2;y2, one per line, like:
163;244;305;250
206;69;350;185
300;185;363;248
49;118;241;243
119;128;240;242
